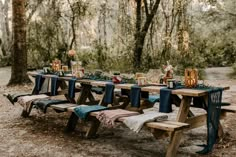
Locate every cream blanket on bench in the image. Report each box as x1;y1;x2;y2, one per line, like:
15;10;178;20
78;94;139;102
123;111;168;133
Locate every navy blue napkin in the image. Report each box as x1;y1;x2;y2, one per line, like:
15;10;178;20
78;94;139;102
34;74;45;94
197;88;223;154
50;76;58;96
68;78;77;99
159;88;172;113
103;83;115;104
130;85;141;108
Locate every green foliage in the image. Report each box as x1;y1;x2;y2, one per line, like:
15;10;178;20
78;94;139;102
11;0;236;75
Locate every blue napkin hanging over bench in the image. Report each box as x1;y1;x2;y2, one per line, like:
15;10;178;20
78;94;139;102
130;86;141;108
103;83;115;105
68;78;77;99
50;76;59;96
74;105;107;120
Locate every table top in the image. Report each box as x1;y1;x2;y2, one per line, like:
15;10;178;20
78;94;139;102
27;71;229;97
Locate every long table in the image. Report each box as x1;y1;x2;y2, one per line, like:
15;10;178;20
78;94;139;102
27;71;230;156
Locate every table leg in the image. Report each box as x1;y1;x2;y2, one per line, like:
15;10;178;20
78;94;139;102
176;96;192;122
77;84;93;104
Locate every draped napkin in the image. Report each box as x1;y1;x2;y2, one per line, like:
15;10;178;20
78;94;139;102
130;85;141;108
123;111;168;132
159;88;172;113
50;76;58;96
74;105;108;120
33;74;46;94
197;88;223;154
68;78;77;99
103;83;115;104
96;109;139;128
17;94;49;113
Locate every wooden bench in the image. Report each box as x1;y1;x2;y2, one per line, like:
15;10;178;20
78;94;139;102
145;121;189;132
54;105;189;133
54;105;190;157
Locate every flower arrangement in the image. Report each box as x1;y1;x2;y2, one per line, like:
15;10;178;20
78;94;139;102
68;49;76;60
67;49;76;68
162;61;174;84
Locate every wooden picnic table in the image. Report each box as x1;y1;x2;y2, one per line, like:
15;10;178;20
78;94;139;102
27;71;230;157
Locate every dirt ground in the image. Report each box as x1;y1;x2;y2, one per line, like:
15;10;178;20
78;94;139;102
0;67;236;157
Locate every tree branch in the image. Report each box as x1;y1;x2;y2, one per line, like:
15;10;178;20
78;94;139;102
143;0;149;17
141;0;161;34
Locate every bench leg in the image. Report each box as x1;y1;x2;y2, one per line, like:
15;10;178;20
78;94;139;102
21;104;33;118
65;113;79;133
166;130;183;157
21;110;30;118
218;123;224;140
85;118;100;138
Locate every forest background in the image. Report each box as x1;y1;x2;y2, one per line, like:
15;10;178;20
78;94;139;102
0;0;235;75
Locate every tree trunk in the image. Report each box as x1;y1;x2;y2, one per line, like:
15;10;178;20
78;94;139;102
133;0;161;72
133;0;142;71
8;0;29;85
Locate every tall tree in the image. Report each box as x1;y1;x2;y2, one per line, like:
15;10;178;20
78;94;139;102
8;0;29;85
133;0;161;71
0;0;11;57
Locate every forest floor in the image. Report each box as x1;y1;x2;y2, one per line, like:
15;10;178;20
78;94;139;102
0;67;236;157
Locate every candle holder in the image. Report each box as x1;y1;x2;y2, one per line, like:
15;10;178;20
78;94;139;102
184;68;198;88
52;59;61;72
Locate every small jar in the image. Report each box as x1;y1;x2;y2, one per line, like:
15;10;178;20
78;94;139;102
112;72;122;84
167;79;176;89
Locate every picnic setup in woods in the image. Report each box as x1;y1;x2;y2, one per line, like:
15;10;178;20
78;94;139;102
1;0;236;156
4;53;235;157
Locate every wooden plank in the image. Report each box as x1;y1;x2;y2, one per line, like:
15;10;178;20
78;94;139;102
172;89;208;97
185;114;207;130
50;103;78;111
67;106;77;112
221;105;236;113
172;86;230;97
146;121;189;131
141;86;165;92
91;81;110;87
115;84;135;89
